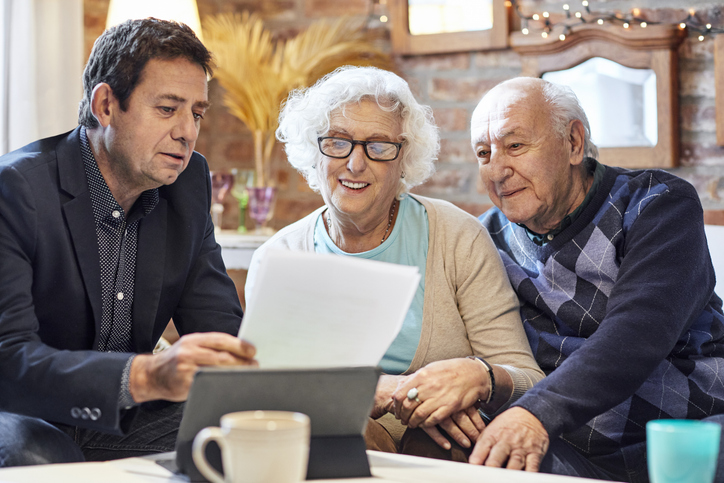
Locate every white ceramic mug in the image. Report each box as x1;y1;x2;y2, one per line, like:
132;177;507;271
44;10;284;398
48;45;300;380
192;410;310;483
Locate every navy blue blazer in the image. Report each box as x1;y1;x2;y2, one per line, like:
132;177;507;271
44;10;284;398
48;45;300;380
0;127;242;433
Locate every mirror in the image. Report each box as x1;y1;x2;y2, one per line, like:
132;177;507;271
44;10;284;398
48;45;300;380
407;0;493;35
542;57;657;148
510;22;685;169
390;0;508;55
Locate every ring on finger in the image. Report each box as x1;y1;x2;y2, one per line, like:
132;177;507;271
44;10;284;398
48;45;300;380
407;387;422;403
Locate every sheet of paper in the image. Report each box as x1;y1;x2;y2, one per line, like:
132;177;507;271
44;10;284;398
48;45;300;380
239;249;420;369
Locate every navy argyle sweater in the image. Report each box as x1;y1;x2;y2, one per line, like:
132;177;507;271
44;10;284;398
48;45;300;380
481;164;724;471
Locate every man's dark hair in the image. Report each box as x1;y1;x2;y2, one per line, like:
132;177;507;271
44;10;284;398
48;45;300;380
78;18;213;128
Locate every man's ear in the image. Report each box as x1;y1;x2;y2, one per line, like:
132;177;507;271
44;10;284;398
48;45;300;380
90;83;116;128
568;119;586;166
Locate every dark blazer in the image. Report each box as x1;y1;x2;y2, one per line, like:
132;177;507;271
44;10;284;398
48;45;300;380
0;127;242;433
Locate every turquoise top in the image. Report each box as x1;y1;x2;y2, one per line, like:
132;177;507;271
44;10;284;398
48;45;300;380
314;196;429;374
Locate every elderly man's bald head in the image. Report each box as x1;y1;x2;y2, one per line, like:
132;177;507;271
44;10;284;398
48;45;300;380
472;77;598;159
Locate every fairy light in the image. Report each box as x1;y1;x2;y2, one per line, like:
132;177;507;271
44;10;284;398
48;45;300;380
380;15;388;22
510;0;724;43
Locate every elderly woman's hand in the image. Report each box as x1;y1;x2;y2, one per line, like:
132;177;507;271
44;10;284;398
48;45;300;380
419;406;486;450
469;407;549;471
371;374;409;419
391;358;488;446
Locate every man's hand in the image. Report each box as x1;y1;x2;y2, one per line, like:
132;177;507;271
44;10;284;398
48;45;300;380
371;374;407;419
129;332;257;403
469;407;549;471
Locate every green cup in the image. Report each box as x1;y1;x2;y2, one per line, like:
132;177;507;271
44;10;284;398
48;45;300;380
647;419;721;483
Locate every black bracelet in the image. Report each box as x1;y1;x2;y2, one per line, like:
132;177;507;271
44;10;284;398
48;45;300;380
468;356;496;405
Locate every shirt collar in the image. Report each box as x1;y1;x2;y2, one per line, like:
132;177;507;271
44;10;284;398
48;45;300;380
80;127;159;223
521;158;604;246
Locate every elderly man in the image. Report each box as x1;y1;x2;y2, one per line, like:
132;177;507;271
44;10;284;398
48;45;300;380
469;77;724;482
0;19;256;466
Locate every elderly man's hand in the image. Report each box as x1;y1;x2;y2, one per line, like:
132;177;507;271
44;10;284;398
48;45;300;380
130;332;257;403
469;407;549;471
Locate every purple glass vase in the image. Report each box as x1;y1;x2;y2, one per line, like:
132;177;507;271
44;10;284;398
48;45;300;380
247;187;277;233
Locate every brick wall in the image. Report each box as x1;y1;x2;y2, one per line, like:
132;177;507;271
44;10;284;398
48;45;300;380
84;0;724;226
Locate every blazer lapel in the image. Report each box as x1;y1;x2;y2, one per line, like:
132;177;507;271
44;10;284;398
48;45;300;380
133;198;167;352
57;128;104;344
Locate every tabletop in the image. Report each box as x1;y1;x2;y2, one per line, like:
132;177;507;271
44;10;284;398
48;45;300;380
0;450;618;483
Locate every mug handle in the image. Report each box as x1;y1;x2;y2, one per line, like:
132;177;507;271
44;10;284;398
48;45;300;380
192;427;227;483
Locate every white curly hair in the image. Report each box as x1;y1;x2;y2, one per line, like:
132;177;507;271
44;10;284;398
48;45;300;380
276;66;439;198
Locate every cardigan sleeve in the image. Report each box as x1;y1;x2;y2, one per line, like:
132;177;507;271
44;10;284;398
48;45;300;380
514;183;716;438
420;197;544;408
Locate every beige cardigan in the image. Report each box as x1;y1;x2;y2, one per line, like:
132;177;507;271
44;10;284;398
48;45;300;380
245;195;543;434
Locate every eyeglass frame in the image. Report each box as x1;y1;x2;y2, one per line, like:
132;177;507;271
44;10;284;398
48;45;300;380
317;136;403;162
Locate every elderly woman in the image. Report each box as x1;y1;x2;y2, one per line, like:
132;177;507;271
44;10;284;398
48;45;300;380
245;66;543;457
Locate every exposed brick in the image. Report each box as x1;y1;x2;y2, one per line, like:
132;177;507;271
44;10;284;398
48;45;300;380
439;138;475;164
680;142;724;167
679;69;716;98
223;140;255;163
394;52;470;71
430;77;510;102
272;196;324;229
414;168;473;196
304;0;370;17
680;103;716;133
679;36;715;61
473;49;522;69
432;108;469;132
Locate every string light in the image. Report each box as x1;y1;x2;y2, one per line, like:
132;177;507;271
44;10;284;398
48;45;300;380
511;0;724;43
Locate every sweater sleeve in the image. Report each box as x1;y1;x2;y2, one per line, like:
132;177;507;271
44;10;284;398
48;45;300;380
514;184;715;438
443;202;545;406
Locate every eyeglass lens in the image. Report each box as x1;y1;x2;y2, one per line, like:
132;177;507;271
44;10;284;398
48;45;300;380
319;137;399;161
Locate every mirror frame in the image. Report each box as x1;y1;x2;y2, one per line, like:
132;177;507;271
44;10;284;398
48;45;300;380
716;35;724;146
389;0;509;55
510;23;685;169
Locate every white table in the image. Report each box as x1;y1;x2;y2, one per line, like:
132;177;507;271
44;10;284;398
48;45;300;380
215;231;271;270
0;451;616;483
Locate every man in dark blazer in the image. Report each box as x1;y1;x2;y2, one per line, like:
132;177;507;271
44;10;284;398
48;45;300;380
0;19;256;466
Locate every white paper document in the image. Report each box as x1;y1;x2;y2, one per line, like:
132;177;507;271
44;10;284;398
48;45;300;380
238;249;420;369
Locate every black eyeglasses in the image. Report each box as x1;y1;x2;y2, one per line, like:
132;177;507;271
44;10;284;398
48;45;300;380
317;137;402;162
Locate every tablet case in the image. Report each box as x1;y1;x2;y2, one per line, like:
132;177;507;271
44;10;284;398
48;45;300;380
175;366;381;481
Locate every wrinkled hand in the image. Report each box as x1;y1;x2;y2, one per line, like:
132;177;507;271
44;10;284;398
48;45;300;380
420;406;486;450
371;374;408;419
391;359;486;442
469;407;549;471
130;332;257;403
